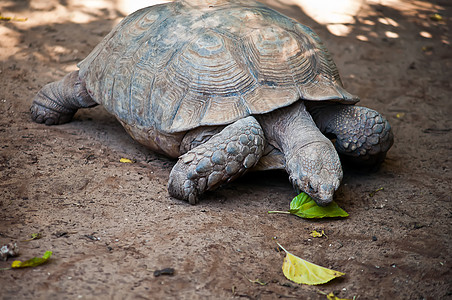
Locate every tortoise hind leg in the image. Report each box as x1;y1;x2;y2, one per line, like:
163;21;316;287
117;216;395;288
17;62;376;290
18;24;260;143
168;116;266;204
30;71;97;125
309;104;394;165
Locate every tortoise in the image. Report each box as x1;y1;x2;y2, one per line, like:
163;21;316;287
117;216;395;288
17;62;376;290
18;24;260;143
30;0;393;206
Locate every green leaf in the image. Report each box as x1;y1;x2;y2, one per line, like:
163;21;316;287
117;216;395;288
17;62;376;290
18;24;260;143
288;192;349;219
278;243;345;285
11;251;52;268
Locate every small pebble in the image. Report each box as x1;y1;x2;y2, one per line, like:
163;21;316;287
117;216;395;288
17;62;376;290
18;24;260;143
154;268;175;277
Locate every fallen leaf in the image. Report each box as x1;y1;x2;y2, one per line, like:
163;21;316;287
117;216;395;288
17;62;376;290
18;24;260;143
278;243;345;285
326;292;352;300
268;192;349;218
310;230;327;238
289;192;348;218
430;13;443;22
11;251;52;268
120;158;133;163
0;14;28;22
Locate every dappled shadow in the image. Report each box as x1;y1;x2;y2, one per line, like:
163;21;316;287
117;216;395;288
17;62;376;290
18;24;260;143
1;0;449;76
269;0;449;44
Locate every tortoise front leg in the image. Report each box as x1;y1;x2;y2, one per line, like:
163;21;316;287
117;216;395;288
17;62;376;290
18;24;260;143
168;116;266;204
30;71;97;125
309;104;394;165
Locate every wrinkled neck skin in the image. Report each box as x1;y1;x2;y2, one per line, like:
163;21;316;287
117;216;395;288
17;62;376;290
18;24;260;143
256;101;343;206
258;102;327;154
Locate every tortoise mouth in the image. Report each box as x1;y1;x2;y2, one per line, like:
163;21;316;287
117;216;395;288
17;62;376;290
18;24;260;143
293;178;337;207
311;195;334;207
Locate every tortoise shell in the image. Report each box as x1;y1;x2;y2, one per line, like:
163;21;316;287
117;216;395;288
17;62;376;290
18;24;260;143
78;0;358;134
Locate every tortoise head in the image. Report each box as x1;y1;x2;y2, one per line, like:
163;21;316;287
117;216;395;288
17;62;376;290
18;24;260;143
287;141;343;206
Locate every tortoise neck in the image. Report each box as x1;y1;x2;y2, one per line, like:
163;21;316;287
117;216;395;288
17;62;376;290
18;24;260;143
256;102;331;155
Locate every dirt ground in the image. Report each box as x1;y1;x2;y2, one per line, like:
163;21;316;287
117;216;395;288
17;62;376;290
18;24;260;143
0;0;451;299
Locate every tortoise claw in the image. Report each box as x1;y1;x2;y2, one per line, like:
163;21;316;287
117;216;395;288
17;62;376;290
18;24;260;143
30;102;74;125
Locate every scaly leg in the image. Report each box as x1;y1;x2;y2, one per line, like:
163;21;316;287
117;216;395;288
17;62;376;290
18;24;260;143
168;116;266;204
309;104;394;165
30;71;97;125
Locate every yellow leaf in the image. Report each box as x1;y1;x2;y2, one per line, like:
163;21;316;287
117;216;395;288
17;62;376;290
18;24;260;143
310;230;327;238
11;251;52;268
430;13;443;22
0;15;28;22
326;292;352;300
278;243;345;285
120;158;133;163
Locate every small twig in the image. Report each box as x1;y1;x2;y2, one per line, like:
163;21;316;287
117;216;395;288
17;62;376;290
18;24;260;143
369;187;384;197
247;278;267;286
242;273;267;286
268;210;291;214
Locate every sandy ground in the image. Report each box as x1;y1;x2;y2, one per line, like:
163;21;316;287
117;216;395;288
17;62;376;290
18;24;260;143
0;0;451;299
